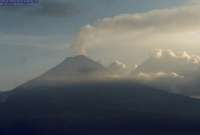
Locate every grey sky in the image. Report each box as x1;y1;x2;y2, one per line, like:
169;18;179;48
0;0;189;90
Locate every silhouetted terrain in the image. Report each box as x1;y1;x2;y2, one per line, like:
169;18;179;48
1;81;200;135
1;55;200;135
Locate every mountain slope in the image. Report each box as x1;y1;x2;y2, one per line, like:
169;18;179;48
2;55;200;134
19;55;108;88
1;81;200;134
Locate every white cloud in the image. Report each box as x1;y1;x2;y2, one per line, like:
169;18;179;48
109;60;127;69
135;72;184;81
107;60;130;77
151;49;200;64
71;2;200;63
134;49;200;78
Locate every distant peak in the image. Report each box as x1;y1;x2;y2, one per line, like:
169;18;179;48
72;55;88;59
60;55;105;69
64;55;92;62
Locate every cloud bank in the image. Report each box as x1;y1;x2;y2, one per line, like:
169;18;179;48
134;49;200;75
71;2;200;63
135;72;184;81
132;49;200;95
152;49;200;64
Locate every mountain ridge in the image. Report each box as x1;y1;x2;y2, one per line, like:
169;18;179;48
18;55;109;89
2;80;200;134
2;54;200;134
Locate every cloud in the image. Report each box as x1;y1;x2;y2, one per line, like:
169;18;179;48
130;49;200;95
134;49;200;77
152;49;200;64
135;72;184;80
71;2;200;63
107;60;128;76
109;60;127;70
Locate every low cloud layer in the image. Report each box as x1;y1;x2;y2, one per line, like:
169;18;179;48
71;1;200;63
135;49;200;75
135;72;184;81
132;49;200;95
152;49;200;64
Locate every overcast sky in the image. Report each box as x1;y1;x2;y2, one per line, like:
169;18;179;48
0;0;192;90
